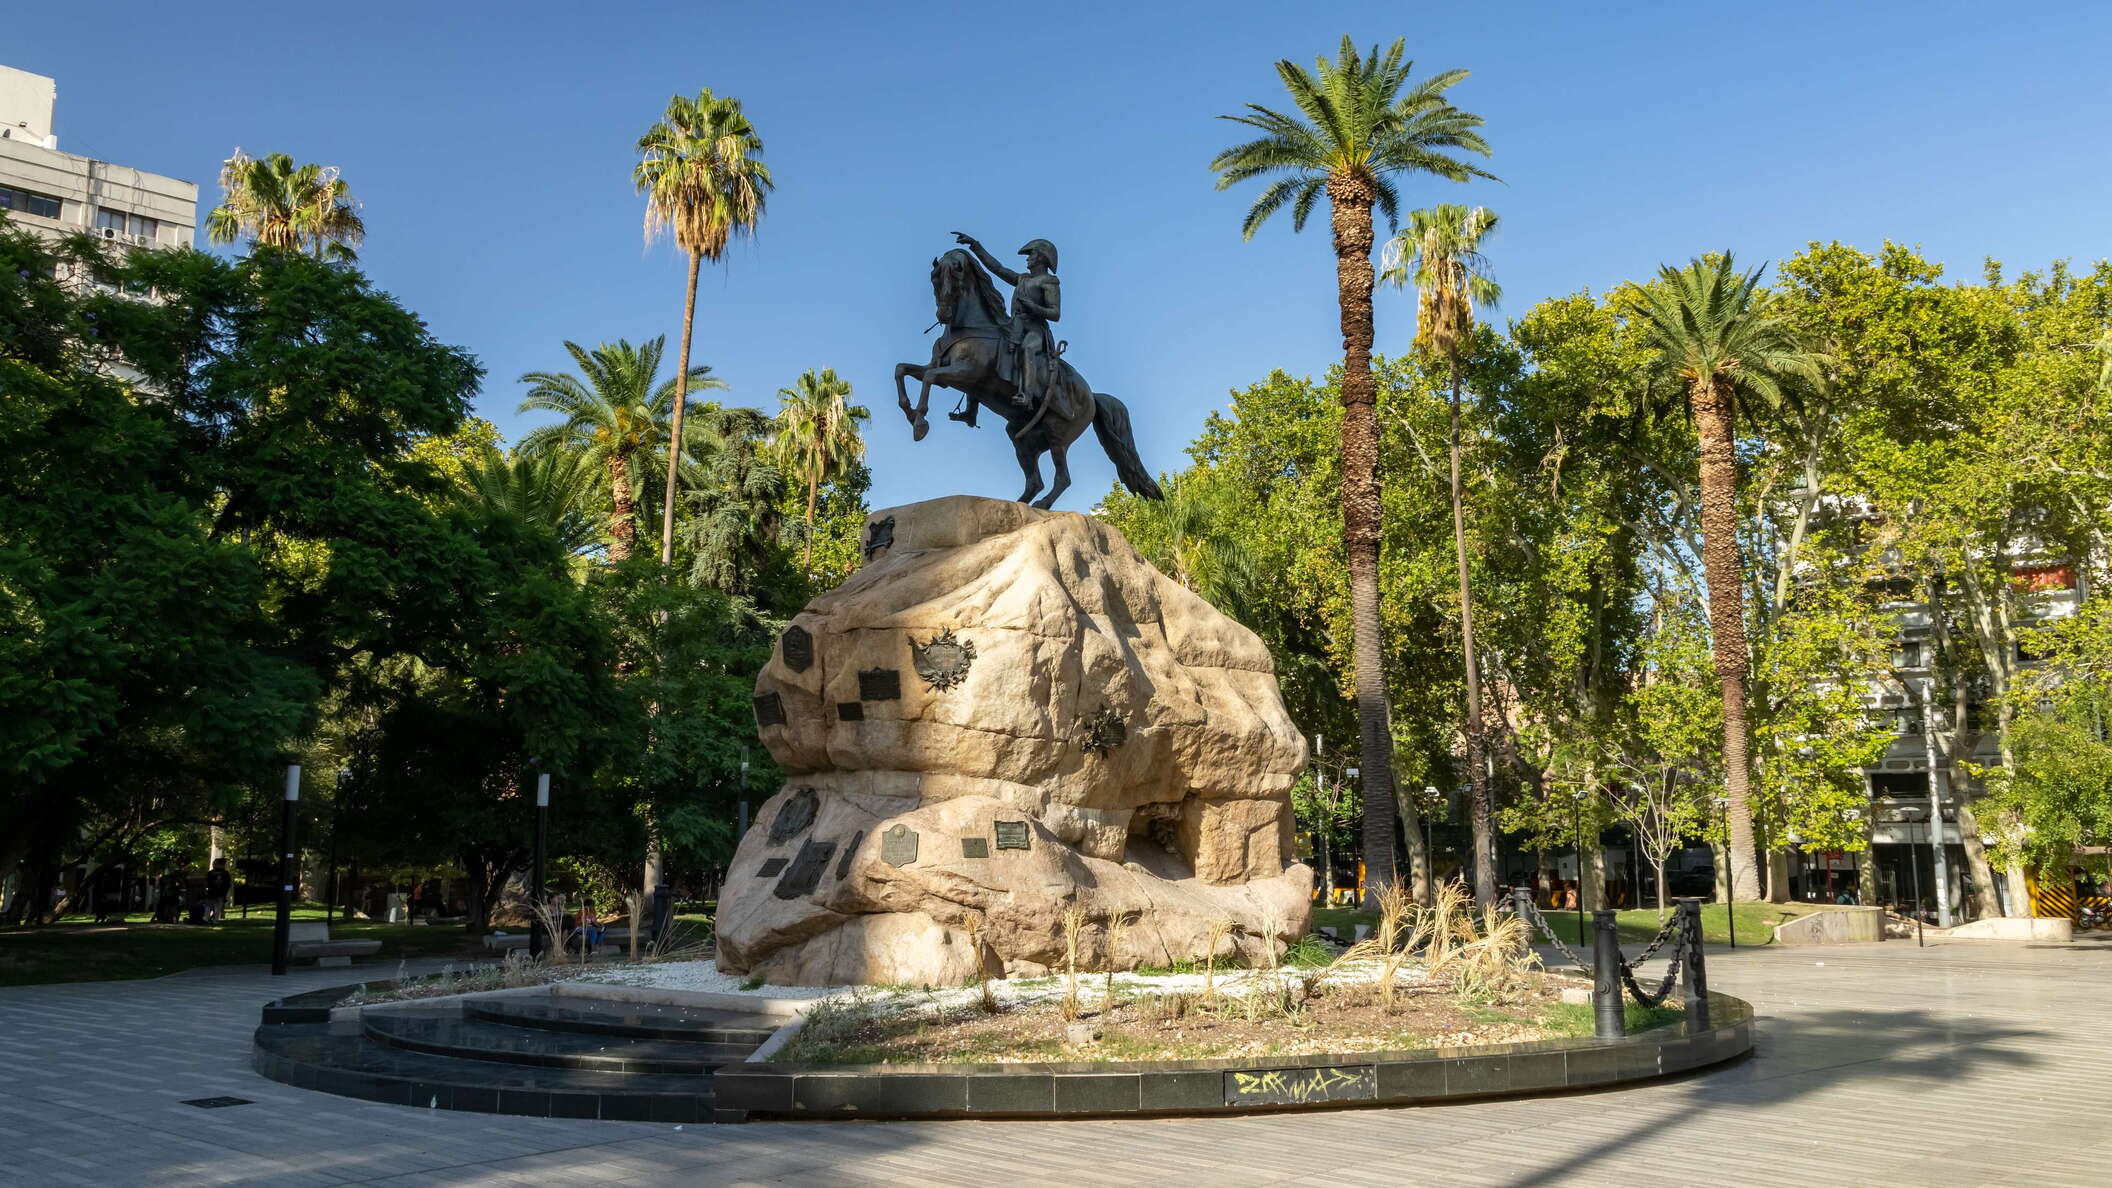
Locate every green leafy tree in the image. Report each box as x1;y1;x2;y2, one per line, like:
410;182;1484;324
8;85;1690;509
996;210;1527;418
1383;203;1502;907
1210;36;1493;900
1628;254;1824;900
770;368;869;571
1609;595;1720;918
204;149;365;260
517;337;722;562
1982;603;2112;875
681;406;787;597
637;89;773;567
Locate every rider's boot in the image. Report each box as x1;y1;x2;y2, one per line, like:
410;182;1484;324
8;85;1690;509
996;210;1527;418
948;402;979;427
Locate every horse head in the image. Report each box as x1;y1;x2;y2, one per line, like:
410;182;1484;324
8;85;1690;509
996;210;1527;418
930;249;966;325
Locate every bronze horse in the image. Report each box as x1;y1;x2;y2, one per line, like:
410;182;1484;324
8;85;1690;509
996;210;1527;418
895;248;1162;508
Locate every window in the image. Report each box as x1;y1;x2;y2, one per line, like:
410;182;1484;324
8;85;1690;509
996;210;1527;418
94;208;160;241
0;185;63;219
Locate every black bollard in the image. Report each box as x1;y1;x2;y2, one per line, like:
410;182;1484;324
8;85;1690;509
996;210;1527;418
1679;897;1711;1029
1591;909;1624;1039
651;883;674;947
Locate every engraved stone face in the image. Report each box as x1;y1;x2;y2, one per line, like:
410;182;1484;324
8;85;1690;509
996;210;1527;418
863;515;895;562
835;831;864;880
993;820;1031;851
960;836;989;859
859;668;902;701
753;692;785;729
768;788;818;846
1079;706;1126;755
881;824;919;866
911;627;976;692
773;839;837;900
836;701;864;722
780;625;813;673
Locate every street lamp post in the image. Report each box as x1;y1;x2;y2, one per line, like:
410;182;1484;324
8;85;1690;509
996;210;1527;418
529;770;550;959
1572;789;1586;944
327;768;347;925
271;765;300;976
1716;795;1738;950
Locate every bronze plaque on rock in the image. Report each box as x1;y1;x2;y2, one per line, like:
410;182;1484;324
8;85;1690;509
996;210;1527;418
859;668;901;701
756;857;787;878
881;824;919;866
773;840;836;900
780;625;813;673
994;821;1031;851
960;836;989;859
753;692;785;729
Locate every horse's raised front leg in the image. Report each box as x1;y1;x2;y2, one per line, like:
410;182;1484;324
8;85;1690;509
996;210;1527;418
1033;440;1071;510
1013;438;1044;505
893;363;930;441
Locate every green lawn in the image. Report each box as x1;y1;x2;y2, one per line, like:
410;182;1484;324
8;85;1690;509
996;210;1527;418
1313;901;1808;948
0;906;479;987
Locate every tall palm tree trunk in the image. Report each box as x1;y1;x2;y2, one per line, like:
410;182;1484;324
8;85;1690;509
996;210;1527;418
660;252;703;566
803;474;819;571
608;453;636;562
1328;176;1399;904
1448;357;1495;910
1689;378;1760;900
645;252;703;902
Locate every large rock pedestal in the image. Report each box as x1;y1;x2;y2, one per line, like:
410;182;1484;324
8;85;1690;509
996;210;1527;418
714;496;1312;986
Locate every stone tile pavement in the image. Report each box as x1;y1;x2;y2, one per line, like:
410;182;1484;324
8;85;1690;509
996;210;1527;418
3;937;2109;1186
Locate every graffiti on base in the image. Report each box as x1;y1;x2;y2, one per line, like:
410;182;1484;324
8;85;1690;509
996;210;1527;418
1224;1065;1377;1106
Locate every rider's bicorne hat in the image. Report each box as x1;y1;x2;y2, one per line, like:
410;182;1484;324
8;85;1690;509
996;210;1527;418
1017;239;1058;271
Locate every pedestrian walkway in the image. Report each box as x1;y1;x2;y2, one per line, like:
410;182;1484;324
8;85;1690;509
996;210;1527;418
4;938;2109;1186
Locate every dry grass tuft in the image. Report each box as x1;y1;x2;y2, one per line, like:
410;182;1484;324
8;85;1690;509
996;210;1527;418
1060;904;1088;1021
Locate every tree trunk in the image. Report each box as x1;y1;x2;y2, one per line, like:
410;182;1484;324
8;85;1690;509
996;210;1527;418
661;250;702;566
1655;858;1668;919
1447;355;1495;912
1327;176;1397;904
1580;842;1606;912
1687;377;1761;899
1391;781;1432;907
1766;846;1792;905
803;474;819;571
608;452;636;562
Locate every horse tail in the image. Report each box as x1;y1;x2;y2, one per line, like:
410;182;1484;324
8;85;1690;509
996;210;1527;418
1090;393;1164;500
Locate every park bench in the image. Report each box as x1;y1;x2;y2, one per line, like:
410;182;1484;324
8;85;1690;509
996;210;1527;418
286;921;382;967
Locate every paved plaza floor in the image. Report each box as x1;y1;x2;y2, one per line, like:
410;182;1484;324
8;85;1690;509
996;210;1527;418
3;935;2108;1187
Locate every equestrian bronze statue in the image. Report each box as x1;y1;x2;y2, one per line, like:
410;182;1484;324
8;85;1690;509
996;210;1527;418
894;233;1163;508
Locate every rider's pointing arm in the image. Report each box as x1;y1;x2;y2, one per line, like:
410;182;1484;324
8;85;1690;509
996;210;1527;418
952;232;1020;286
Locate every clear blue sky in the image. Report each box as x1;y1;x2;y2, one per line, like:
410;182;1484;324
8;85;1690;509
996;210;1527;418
13;2;2110;508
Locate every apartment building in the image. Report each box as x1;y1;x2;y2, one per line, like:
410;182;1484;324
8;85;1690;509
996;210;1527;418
0;64;197;264
1796;560;2082;917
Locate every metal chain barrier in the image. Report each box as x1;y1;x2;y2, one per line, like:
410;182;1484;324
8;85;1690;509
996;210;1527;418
1512;894;1591;969
1627;912;1683;967
1619;927;1688;1008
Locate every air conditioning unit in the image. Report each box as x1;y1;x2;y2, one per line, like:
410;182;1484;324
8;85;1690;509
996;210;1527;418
99;226;117;240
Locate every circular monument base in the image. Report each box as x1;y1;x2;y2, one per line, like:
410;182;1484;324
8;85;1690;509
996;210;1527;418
251;984;1752;1122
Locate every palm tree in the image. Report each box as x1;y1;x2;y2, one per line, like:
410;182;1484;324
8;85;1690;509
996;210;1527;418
516;337;723;562
455;444;603;561
1382;204;1500;908
636;89;773;570
204;149;365;260
1211;36;1493;900
770;368;869;571
1629;255;1824;901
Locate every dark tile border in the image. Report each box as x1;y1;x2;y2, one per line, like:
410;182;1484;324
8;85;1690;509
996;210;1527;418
718;993;1754;1121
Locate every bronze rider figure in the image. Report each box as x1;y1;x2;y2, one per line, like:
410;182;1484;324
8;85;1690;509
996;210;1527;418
948;231;1067;428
